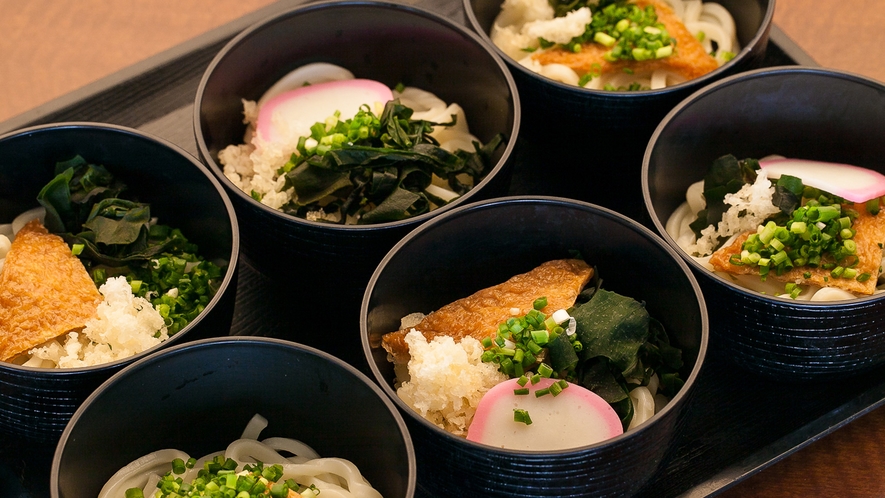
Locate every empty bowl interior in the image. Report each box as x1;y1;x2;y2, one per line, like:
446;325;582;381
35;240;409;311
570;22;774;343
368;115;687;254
52;338;415;498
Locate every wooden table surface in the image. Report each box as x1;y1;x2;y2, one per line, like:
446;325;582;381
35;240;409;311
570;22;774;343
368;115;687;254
2;0;885;496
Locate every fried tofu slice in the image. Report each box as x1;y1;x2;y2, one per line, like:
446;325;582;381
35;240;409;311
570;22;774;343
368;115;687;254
0;219;102;361
709;203;885;295
381;259;593;365
533;0;719;82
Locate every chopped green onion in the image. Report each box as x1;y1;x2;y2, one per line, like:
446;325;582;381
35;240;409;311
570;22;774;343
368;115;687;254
759;221;777;244
594;32;617;47
655;45;673;58
514;408;533;425
550;380;564;396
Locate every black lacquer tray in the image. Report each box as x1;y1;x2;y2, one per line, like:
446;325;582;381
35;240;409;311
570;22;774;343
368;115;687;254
3;0;880;497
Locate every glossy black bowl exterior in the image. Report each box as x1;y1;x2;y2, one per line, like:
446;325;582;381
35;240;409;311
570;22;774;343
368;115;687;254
464;0;773;215
52;337;415;498
194;0;519;366
644;66;885;380
362;197;707;496
0;123;239;443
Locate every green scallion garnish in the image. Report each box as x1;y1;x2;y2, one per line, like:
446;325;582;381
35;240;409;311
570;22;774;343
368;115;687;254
514;408;533;425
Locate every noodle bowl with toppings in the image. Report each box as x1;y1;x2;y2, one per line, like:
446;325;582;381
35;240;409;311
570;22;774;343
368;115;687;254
100;414;382;498
491;0;739;90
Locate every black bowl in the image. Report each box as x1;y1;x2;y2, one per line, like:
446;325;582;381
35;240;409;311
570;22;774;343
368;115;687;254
464;0;773;215
362;196;707;496
52;337;415;498
643;66;885;380
194;0;519;367
0;123;239;443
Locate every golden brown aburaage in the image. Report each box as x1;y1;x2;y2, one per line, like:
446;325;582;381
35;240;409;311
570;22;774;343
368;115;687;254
709;201;885;295
381;259;593;365
533;0;719;82
0;219;101;360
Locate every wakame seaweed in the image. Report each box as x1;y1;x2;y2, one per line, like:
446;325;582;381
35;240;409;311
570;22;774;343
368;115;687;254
570;284;684;429
279;99;505;224
480;259;686;430
36;155;222;335
38;156;192;267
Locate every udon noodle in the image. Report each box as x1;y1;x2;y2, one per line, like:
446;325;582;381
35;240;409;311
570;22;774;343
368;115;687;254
99;414;382;498
491;0;739;90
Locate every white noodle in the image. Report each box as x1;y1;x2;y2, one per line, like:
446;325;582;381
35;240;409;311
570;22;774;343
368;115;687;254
262;436;321;461
539;63;581;86
681;0;704;23
627;386;655;429
665;201;692;240
101;415;382;498
239;412;268;440
685;20;731;54
660;0;684;19
98;449;191;498
701;2;737;43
